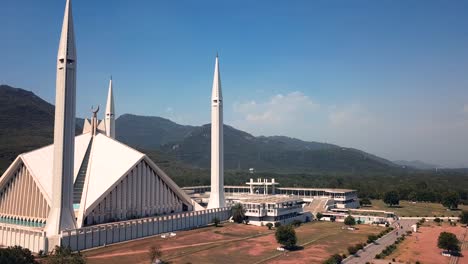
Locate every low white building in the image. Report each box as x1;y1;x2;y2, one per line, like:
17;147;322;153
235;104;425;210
229;195;311;226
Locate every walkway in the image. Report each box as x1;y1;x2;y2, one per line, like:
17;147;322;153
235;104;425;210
343;219;417;264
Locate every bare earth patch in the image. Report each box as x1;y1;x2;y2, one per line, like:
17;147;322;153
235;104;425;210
386;223;468;264
83;222;382;264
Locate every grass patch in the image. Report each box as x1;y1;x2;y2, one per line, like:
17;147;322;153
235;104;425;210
368;200;468;217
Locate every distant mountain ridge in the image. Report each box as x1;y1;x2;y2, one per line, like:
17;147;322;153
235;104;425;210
0;85;80;172
393;160;439;170
1;84;399;174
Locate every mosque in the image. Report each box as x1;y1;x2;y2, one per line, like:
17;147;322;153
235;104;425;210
0;0;359;253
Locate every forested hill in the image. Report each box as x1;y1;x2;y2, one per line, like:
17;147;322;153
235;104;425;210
115;114;399;173
0;85;82;172
0;84;399;175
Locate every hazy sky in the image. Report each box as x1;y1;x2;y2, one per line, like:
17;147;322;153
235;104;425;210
1;0;468;167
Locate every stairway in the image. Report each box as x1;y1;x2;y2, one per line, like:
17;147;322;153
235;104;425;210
73;138;93;204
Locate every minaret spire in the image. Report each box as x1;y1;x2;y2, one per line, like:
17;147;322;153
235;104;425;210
105;77;115;138
45;0;78;245
208;55;225;209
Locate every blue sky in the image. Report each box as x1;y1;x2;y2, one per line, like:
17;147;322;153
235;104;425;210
1;0;468;167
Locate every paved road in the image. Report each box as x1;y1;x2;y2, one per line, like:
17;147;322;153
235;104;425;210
343;219;417;264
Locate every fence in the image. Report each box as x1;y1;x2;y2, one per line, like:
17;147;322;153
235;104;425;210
0;223;47;253
61;207;231;251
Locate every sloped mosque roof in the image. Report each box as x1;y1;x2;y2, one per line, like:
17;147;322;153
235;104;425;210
20;132;145;212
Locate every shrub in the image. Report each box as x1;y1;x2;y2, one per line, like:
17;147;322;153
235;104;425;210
460;211;468;225
0;246;38;264
274;222;281;228
212;217;220;227
148;245;162;264
355;243;364;250
291;219;302;227
367;234;378;243
347;246;358;255
323;254;342;264
316;212;323;220
231;203;246;223
266;223;273;230
47;246;86;264
344;215;356;226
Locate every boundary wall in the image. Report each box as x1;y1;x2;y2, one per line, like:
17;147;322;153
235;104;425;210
61;208;230;251
0;224;47;253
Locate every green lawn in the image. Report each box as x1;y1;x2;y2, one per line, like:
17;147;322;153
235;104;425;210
367;200;468;217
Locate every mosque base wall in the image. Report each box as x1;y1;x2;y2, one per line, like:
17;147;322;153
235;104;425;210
0;224;47;253
61;208;231;252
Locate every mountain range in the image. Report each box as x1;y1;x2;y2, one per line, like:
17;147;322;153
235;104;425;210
0;84;401;175
393;160;439;170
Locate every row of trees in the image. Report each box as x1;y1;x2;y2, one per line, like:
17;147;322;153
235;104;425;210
379;190;462;209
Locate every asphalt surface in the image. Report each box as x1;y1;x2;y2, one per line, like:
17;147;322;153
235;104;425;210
343;219;418;264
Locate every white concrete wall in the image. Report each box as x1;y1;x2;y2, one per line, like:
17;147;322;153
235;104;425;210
0;163;50;223
62;208;231;251
0;224;47;253
85;160;190;226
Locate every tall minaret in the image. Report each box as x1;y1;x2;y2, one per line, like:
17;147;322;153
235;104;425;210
208;55;225;209
105;77;115;138
45;0;78;241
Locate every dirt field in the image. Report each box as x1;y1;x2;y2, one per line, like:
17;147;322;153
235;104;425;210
368;200;468;217
386;222;468;264
83;221;382;264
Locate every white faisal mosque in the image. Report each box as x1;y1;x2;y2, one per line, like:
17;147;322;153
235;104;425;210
0;0;359;253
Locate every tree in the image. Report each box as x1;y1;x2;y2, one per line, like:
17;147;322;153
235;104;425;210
148;245;162;264
47;246;86;264
266;223;273;230
360;198;372;207
275;225;297;249
344;215;356;226
383;191;400;207
442;192;460;210
316;212;323;220
0;246;38;264
212;217;220;227
231;203;246;224
460;211;468;225
437;232;460;253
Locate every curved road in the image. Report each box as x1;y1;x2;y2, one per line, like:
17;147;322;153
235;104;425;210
343;219;417;264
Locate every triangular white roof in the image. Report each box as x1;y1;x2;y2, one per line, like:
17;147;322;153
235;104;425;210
19;132;145;211
21;133;92;202
84;133;144;209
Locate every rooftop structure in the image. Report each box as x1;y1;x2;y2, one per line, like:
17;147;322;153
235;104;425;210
246;178;279;195
229;194;310;226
